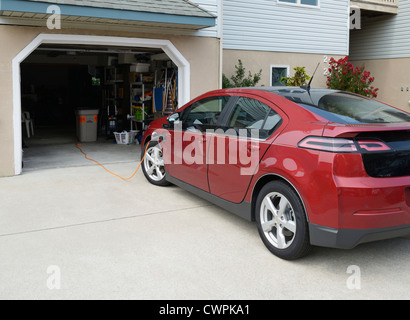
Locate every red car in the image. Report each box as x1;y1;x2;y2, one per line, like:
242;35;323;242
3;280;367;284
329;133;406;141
141;87;410;260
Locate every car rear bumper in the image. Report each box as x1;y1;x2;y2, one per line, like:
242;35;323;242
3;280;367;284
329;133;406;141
309;222;410;249
334;175;410;229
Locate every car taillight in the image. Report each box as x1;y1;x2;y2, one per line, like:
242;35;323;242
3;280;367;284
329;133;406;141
357;140;391;152
298;137;358;153
299;137;393;154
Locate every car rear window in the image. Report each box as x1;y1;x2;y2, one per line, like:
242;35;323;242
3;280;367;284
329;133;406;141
279;90;410;124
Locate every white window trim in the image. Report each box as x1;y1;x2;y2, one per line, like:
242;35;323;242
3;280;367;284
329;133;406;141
12;33;190;175
276;0;320;9
270;65;290;86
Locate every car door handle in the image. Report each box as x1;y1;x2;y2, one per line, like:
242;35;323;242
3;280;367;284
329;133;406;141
248;144;260;152
199;135;208;143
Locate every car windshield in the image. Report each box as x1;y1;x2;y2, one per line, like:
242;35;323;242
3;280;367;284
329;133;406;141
272;88;410;124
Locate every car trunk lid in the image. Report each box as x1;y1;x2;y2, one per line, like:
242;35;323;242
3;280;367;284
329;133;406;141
324;122;410;178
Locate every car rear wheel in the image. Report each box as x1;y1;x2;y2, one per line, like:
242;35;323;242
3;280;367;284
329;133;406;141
255;181;311;260
142;141;170;186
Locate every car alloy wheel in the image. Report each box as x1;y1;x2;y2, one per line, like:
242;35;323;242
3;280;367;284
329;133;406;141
256;181;311;260
142;141;169;186
260;192;296;250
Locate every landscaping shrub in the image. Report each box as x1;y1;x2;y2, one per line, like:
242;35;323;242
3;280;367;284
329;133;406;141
327;56;379;98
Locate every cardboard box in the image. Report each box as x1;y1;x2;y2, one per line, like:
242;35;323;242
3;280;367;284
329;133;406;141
129;72;141;83
130;63;150;73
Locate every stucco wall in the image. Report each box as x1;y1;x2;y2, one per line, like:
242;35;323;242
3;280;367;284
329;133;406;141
0;25;221;177
0;26;39;177
351;58;410;113
223;49;345;88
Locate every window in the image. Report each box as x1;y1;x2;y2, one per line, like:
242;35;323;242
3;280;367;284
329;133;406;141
277;0;319;7
227;98;282;139
180;96;230;129
271;66;289;86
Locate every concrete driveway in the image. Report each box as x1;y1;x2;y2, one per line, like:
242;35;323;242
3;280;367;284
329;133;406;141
1;160;410;300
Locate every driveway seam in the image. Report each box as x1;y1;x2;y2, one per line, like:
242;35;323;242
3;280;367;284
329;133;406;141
0;204;214;238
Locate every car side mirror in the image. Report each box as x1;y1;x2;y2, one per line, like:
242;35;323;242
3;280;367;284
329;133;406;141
163;112;180;129
168;113;180;124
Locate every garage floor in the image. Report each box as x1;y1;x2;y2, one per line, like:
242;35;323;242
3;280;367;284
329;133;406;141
22;126;141;172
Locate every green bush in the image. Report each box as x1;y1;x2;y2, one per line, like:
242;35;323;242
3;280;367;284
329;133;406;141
281;66;311;87
222;59;262;88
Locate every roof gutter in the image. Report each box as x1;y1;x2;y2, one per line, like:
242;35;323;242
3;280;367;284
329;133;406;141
0;0;216;28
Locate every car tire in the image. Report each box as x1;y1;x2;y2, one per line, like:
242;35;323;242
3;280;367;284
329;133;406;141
141;141;170;187
255;181;311;260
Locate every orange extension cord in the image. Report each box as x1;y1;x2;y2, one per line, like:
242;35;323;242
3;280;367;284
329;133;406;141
75;140;150;181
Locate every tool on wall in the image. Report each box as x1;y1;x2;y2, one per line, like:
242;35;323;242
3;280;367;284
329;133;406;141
152;68;178;115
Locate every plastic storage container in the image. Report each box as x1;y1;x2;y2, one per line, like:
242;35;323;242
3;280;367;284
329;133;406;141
75;108;99;142
114;130;138;145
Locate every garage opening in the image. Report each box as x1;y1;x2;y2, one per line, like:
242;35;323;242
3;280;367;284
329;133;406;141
20;43;179;171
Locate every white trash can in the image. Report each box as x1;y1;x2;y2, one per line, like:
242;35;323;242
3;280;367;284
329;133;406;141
75;108;99;142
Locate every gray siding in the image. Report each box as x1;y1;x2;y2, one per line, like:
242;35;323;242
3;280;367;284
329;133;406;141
222;0;350;55
350;0;410;60
193;0;222;38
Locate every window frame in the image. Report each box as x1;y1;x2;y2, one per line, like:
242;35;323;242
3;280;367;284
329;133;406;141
178;95;235;131
222;96;283;141
270;65;290;87
276;0;320;9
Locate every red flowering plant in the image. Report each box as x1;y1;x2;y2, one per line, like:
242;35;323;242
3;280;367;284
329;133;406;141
326;56;379;98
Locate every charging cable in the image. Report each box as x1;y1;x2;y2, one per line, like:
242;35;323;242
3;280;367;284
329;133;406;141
75;141;150;181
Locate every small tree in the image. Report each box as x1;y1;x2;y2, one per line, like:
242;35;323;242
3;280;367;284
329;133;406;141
327;56;379;98
223;59;262;88
281;66;311;87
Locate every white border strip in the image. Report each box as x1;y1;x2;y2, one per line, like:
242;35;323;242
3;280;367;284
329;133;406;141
270;65;290;86
12;33;190;175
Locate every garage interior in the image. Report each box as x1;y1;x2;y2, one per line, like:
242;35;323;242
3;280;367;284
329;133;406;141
20;44;178;171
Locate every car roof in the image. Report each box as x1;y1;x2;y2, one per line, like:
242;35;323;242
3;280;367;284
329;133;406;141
217;87;341;108
257;86;341;107
261;86;339;95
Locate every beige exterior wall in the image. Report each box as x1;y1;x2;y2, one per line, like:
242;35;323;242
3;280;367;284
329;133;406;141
351;58;410;113
223;49;410;113
223;49;345;89
0;26;38;177
0;25;221;177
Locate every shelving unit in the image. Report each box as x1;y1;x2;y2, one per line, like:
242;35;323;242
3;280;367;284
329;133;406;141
101;62;178;140
104;67;124;106
103;66;124;137
129;81;153;133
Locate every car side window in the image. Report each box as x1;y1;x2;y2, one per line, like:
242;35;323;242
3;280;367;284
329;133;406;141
227;97;282;139
180;96;230;129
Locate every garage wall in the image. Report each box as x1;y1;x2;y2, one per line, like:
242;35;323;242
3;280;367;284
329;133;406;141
0;26;39;177
0;25;221;177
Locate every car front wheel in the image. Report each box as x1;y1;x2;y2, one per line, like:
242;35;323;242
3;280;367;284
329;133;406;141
141;141;170;186
255;181;311;260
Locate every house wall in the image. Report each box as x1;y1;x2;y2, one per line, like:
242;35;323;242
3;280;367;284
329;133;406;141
350;0;410;60
349;0;410;111
222;0;350;55
192;0;222;38
349;58;410;112
222;0;349;89
0;25;221;177
223;49;345;88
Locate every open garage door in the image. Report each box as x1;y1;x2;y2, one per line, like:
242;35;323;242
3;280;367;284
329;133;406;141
13;34;190;174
